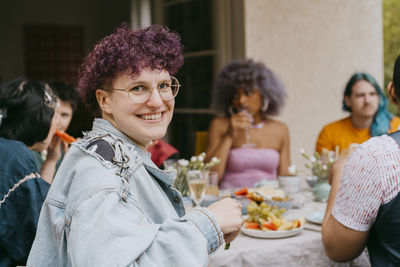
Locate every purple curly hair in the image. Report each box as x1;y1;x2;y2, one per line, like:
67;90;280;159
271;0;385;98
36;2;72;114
212;59;286;117
77;23;184;115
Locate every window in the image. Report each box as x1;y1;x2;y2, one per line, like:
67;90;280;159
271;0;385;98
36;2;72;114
24;25;84;85
153;0;216;158
152;0;244;158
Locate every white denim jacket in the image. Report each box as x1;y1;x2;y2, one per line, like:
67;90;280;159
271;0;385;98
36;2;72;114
27;119;223;267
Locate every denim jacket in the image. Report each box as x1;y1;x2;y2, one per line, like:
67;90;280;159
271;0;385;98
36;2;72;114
27;119;223;267
0;137;49;267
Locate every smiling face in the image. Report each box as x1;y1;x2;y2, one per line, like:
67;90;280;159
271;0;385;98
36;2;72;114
96;69;174;149
345;80;379;119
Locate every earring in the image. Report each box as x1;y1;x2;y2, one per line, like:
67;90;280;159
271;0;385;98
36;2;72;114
228;106;236;115
262;100;268;112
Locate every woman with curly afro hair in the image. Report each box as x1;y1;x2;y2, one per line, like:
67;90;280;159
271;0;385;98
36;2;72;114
28;24;242;266
206;59;290;189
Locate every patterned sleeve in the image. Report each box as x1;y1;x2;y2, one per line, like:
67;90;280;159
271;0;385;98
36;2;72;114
332;143;383;231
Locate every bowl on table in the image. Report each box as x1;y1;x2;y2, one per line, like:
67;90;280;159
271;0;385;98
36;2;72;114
278;175;300;195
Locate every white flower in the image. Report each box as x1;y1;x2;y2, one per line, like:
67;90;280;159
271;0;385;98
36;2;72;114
310;156;316;162
178;159;189;167
300;148;305;154
198;154;205;162
322;165;327;170
211;157;219;163
288;164;297;175
190;156;197;162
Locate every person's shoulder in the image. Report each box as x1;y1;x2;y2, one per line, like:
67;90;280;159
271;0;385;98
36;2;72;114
209;116;229;130
211;116;229;124
266;118;288;131
321;116;351;130
0;137;36;164
0;137;29;152
357;134;399;157
390;116;400;132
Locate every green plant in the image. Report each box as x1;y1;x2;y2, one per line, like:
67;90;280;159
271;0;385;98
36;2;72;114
300;149;336;182
384;0;400;115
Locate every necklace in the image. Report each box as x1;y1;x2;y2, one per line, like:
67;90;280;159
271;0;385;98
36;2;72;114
251;120;265;129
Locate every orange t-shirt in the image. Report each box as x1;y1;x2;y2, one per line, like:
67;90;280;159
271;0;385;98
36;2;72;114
315;116;400;153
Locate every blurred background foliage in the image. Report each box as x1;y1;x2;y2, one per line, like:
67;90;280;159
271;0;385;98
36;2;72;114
383;0;400;115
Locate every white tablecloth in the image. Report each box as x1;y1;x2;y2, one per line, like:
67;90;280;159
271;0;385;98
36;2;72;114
209;201;370;267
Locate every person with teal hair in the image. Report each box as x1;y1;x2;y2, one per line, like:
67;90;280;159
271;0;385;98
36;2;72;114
316;72;400;154
342;72;394;136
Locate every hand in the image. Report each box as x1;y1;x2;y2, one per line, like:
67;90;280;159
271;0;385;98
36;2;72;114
46;134;62;163
207;198;242;241
228;111;252;139
223;229;240;243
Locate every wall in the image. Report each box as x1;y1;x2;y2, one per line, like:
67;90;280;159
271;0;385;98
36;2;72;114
244;0;383;173
0;0;130;82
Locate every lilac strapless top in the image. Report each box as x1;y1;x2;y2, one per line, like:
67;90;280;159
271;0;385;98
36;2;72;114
219;147;280;189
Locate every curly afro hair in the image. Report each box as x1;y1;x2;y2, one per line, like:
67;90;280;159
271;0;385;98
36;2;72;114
77;23;184;115
212;59;286;118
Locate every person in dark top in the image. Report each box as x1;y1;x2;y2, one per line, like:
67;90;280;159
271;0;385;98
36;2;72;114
322;55;400;266
0;77;61;267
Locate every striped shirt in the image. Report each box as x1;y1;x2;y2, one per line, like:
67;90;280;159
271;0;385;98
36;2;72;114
332;134;400;231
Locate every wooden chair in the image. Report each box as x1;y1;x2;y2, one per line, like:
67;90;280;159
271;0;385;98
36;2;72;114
195;131;208;155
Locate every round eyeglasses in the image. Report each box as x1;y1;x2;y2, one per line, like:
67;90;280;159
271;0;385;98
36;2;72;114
103;76;181;104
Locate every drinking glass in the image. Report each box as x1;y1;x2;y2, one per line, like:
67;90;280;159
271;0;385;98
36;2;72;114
229;107;256;148
241;109;256;148
163;159;177;170
205;171;219;196
187;170;208;207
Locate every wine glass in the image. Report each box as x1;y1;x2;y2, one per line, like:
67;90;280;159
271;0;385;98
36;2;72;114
229;107;256;148
187;170;208;207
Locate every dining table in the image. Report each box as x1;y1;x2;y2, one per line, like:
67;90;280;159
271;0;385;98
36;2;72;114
208;197;371;267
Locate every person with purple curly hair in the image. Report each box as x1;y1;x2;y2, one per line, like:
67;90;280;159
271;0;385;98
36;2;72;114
205;59;291;189
27;24;242;266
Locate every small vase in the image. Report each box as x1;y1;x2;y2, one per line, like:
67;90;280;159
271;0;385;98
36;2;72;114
313;181;331;202
306;175;318;189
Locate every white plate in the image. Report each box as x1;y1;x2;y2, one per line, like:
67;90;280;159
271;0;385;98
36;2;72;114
241;224;303;239
305;211;324;225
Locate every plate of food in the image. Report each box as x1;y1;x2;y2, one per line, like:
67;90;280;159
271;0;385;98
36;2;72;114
241;201;305;239
305;211;324;225
242;223;304;239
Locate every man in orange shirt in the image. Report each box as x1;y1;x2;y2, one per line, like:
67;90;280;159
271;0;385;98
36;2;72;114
316;72;400;154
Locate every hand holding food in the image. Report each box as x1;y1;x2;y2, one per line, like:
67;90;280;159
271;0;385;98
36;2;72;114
55;130;76;144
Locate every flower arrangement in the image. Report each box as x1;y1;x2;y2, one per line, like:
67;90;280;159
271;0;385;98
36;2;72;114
300;148;336;182
171;152;221;196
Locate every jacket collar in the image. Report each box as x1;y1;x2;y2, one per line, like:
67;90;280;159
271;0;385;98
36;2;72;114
91;118;176;186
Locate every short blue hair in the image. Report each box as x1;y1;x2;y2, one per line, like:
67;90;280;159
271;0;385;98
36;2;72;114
342;72;393;136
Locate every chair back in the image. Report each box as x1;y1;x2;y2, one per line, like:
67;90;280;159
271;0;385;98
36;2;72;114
195;131;208;155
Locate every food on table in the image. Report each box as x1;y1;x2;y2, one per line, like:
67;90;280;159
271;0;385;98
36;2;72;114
271;196;291;201
254;185;286;201
55;130;76;144
234;187;249;196
243;201;304;231
233;187;290;202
